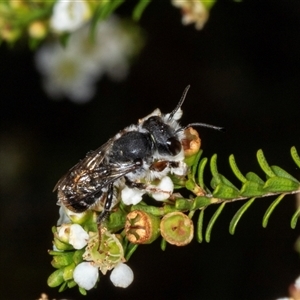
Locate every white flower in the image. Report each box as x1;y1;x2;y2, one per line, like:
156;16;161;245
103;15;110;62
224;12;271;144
150;176;174;201
121;176;174;204
73;262;99;290
35;16;142;103
50;0;91;33
35;42;98;103
121;186;145;205
110;262;134;288
172;0;210;30
171;161;188;176
58;224;89;249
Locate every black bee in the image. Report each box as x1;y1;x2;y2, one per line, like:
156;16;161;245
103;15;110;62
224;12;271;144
54;86;222;224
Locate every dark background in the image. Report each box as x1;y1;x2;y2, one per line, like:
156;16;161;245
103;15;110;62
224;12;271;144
1;1;300;299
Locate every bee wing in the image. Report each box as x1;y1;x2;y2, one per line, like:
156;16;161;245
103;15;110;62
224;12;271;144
64;159;141;209
53;138;114;192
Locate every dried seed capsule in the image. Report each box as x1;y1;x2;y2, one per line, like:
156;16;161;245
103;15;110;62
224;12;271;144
125;210;160;244
160;212;194;246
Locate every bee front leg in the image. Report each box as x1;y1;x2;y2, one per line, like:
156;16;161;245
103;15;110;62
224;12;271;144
125;176;147;189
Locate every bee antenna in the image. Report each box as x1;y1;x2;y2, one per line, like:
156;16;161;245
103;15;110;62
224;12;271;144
168;85;191;121
183;123;225;132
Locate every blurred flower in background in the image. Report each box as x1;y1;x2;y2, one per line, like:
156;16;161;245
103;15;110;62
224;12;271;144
35;16;144;103
50;0;92;33
0;1;145;103
171;0;215;30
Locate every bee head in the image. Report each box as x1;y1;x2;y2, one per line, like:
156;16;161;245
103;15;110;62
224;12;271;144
142;115;182;156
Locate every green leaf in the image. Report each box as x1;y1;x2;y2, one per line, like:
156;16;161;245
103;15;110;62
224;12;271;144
213;183;240;199
191;196;212;210
107;210;126;232
175;198;192;210
257;149;276;177
263;177;300;192
291;146;300;168
79;287;87;296
67;280;77;288
229;154;247;183
197;157;208;189
91;1;125;38
219;174;239;190
133;0;151;21
197;209;204;243
229;198;256;235
240;181;265;197
161;238;167;251
245;172;265;184
131;203;164;216
58;33;71;48
125;243;139;261
58;281;67;293
205;202;226;242
291;206;300;229
202;0;217;10
210;154;221;184
262;194;285;228
191;150;203;177
97;0;125;20
271;165;299;183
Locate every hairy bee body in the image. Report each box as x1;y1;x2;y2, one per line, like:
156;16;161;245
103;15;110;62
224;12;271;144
54;86;220;224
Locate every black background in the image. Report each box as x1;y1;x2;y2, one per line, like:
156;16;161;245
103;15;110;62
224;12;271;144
1;1;300;299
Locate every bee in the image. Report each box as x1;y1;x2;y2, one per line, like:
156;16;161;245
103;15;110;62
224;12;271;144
54;86;223;225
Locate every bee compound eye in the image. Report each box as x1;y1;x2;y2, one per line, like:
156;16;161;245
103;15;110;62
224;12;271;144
166;137;182;155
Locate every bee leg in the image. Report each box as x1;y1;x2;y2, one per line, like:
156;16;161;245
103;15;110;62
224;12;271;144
97;182;114;225
97;183;114;251
125;176;146;189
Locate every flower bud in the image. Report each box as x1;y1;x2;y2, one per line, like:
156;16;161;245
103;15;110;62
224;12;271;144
51;251;74;268
182;127;201;157
160;212;194;246
28;21;47;39
56;223;89;250
63;262;76;281
53;237;73;251
110;262;134;288
73;262;99;290
65;209;94;225
73;249;85;265
125;210;160;244
47;268;64;288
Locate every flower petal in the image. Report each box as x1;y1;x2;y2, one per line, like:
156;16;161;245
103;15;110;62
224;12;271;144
121;186;144;205
69;224;89;249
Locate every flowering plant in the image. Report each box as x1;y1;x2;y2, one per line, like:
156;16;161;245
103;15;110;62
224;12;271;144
48;125;300;294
